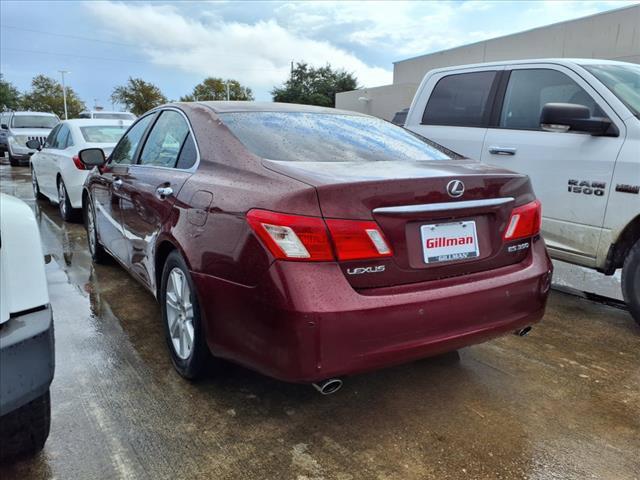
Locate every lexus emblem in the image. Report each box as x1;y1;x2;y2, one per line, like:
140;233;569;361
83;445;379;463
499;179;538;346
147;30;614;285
446;180;465;198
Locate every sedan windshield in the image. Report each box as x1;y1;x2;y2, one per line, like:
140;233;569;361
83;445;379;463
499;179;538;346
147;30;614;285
80;125;128;143
219;112;457;162
11;115;59;129
583;64;640;117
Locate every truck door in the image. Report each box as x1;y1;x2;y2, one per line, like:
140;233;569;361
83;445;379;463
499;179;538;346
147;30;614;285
480;64;625;265
406;67;504;159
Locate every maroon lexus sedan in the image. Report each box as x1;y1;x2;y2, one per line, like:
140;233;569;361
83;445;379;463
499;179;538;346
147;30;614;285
79;102;552;394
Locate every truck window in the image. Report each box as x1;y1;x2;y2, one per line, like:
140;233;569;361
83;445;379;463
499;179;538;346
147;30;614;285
500;69;605;130
422;71;497;127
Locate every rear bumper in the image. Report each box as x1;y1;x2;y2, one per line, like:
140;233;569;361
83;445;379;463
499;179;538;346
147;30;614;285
0;306;55;416
194;239;552;383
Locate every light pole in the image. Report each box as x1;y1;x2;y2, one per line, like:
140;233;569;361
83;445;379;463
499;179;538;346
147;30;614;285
58;70;70;119
226;80;230;101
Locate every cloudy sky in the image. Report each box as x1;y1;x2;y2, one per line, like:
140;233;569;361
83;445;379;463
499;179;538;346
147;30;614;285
0;0;637;107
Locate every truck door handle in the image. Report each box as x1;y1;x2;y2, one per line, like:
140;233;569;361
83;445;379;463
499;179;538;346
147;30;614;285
488;146;517;156
113;178;123;189
156;186;173;199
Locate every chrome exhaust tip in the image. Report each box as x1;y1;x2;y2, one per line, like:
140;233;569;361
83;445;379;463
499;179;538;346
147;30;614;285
515;326;532;337
312;378;343;395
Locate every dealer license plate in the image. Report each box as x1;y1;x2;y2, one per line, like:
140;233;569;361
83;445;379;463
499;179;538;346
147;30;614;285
420;221;480;264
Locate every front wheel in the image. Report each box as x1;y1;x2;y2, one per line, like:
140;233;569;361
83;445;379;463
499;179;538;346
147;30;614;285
622;238;640;326
85;198;109;264
0;391;51;461
161;251;208;379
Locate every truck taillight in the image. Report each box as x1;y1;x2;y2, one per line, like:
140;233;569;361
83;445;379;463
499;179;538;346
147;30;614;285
246;210;392;262
504;200;542;240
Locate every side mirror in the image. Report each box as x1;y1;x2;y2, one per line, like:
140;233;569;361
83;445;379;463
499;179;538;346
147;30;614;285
1;124;8;130
26;139;42;150
540;103;616;136
78;148;107;168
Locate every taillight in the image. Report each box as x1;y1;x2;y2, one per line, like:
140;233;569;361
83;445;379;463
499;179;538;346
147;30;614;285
246;210;333;261
325;219;392;261
504;200;542;240
72;155;86;170
246;210;392;262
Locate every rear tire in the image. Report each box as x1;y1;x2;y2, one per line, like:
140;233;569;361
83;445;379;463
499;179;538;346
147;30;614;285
57;178;79;222
161;250;208;379
0;391;51;462
621;238;640;326
85;198;109;264
31;168;46;200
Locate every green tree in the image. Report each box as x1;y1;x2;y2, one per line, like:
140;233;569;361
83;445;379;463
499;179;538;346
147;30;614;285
111;77;168;116
271;63;358;107
179;77;254;102
0;75;21;111
21;75;85;118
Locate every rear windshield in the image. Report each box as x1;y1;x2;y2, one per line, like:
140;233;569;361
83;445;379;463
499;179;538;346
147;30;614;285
80;125;128;143
11;115;59;129
93;113;136;120
218;112;455;162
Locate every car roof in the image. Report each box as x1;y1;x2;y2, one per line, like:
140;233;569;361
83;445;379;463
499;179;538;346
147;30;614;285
10;111;58;117
425;58;635;74
186;101;368;116
63;119;133;127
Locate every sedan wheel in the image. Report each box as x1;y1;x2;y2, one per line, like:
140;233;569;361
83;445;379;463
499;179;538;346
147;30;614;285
57;179;77;222
161;251;208;379
31;169;45;200
85;199;108;264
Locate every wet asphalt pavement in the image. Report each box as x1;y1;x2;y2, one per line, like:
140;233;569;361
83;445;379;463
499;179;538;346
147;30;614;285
1;162;639;480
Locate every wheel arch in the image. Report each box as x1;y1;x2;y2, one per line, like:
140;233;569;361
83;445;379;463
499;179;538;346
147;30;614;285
603;214;640;275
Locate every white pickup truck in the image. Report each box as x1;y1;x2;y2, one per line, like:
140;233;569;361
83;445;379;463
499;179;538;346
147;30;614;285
405;59;640;324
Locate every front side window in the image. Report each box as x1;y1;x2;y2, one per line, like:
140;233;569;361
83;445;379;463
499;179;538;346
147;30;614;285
139;110;190;168
11;115;59;129
422;71;497;127
219;112;454;162
500;69;605;130
110;114;155;165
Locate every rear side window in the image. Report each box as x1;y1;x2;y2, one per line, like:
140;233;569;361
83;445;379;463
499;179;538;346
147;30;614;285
176;133;197;169
500;69;605;130
422;71;497;127
110;114;155;165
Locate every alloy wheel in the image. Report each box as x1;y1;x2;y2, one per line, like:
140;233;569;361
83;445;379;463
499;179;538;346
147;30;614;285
31;170;39;197
165;267;195;360
58;181;67;218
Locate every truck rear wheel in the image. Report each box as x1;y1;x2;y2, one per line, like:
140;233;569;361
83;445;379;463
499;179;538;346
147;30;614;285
0;391;51;461
622;238;640;326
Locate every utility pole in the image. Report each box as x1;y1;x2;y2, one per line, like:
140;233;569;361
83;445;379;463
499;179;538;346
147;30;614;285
58;70;70;119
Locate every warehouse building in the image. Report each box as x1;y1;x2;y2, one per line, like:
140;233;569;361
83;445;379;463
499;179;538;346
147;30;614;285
336;4;640;121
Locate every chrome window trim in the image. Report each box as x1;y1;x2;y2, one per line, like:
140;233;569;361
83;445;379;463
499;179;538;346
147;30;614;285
373;197;514;215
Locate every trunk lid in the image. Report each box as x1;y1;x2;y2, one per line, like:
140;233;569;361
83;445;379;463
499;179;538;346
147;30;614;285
263;159;537;289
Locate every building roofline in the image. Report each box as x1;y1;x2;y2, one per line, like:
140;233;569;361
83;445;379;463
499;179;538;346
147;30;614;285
393;4;639;65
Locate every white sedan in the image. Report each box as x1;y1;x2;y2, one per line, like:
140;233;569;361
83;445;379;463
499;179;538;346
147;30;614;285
30;119;132;221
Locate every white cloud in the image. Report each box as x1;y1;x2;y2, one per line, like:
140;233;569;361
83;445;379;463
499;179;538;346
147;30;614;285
85;1;392;90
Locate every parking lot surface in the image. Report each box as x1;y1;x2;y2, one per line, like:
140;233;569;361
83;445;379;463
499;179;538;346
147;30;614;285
1;163;639;480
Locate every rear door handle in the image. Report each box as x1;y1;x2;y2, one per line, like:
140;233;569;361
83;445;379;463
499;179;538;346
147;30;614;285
156;186;173;199
488;146;517;156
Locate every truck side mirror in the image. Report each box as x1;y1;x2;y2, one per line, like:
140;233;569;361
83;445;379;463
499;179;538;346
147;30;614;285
540;103;617;136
